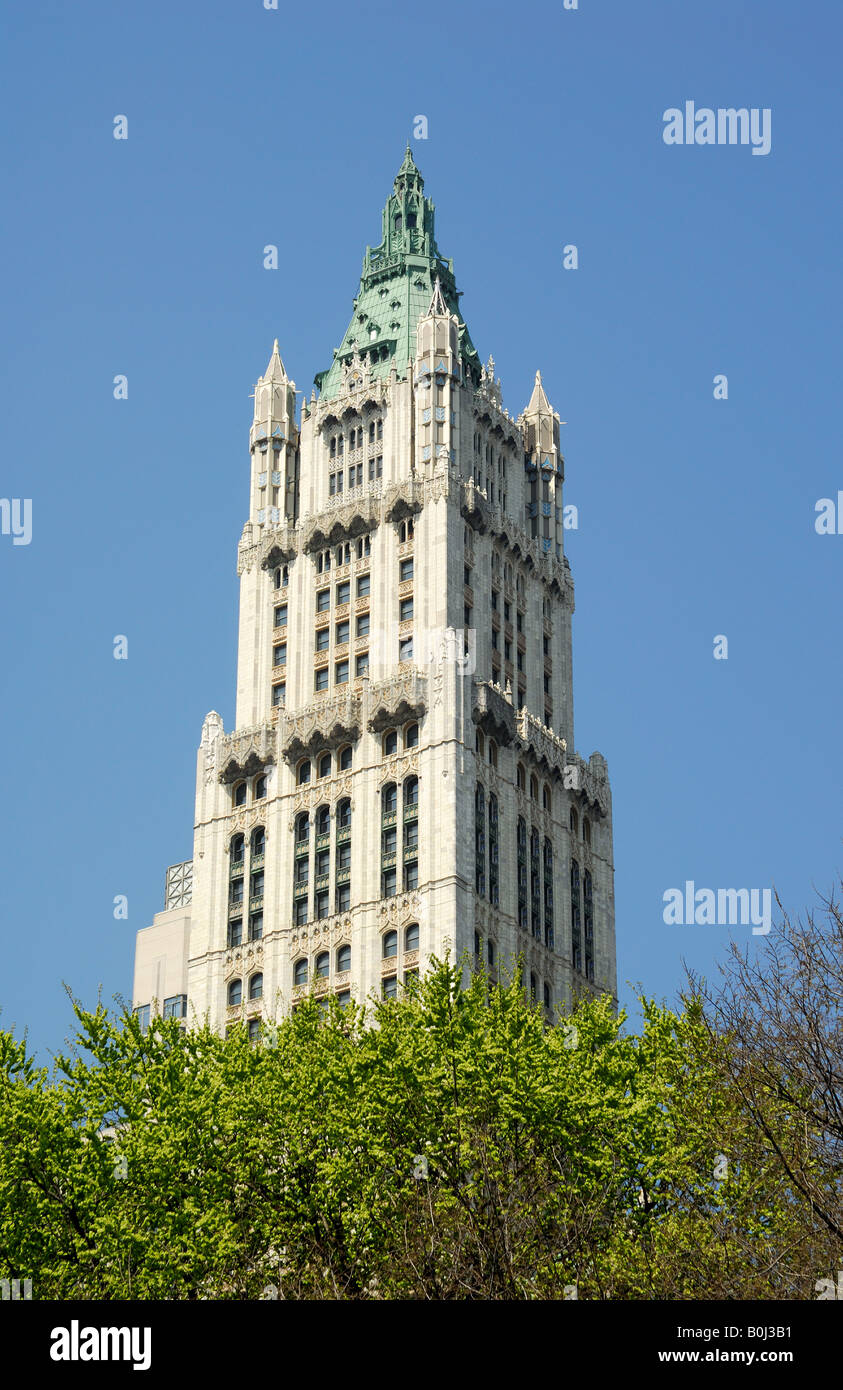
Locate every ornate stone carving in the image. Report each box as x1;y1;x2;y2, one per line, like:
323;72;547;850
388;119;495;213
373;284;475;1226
237;524;299;576
366;670;427;732
516;708;568;779
472;680;517;746
217;724;277;785
278;690;362;764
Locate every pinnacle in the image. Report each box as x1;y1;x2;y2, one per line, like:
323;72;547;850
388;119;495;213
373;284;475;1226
525;369;552;414
262;338;287;382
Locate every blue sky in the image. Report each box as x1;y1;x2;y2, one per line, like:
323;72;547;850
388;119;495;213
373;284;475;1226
2;0;840;1059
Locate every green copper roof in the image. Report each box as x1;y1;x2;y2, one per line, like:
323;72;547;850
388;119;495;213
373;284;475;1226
314;147;479;399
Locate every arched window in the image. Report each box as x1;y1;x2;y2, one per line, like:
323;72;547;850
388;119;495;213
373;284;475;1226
570;807;579;838
316;804;330;836
230;833;245;865
249;973;263;1001
405;922;419;952
228;979;242;1007
383;930;398;959
233;782;247;807
516;764;526;792
382;783;397;815
338;745;353;771
488;740;498;768
295;812;310;843
404;775;419;808
337;797;351;829
293;958;308;987
530;775;539;802
405;722;419;749
475;729;485;757
251;827;265;857
383;729;398;757
318;752;332;780
298;759;311;786
254;774;267;800
543;784;552;813
583;816;591;846
337;943;351;973
315;951;329;979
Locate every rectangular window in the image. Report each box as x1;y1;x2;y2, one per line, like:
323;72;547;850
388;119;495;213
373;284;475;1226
464;567;471;587
294;898;308;926
404;862;418;891
356;612;370;637
316;627;329;651
382;975;398;999
315;666;329;691
491;589;499;610
399;596;413;622
249;912;263;941
315;890;329;920
274;604;287;627
133;1004;151;1032
399;636;413;661
335;659;349;684
271;683;285;707
273;644;286;667
251;870;264;897
382;867;397;898
163;994;187;1020
230;878;244;904
336;581;350;605
382;827;397;857
356;573;370;598
227;918;242;947
355;651;369;677
316;589;330;612
400;557;414;582
316;849;330;877
335;883;350;913
294;859;309;885
337;841;352;869
335;619;350;644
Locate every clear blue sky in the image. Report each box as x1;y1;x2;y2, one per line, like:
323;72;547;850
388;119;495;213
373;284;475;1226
2;0;840;1059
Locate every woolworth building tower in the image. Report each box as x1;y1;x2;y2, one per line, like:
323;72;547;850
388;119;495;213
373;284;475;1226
132;148;617;1036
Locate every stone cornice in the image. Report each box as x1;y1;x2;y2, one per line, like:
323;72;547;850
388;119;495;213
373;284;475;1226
460;481;572;601
237;522;299;576
516;708;568;779
276;689;363;763
217;725;277;784
472;680;517;746
366;669;428;732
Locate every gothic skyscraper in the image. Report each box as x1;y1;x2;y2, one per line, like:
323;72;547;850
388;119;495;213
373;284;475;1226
132;149;616;1034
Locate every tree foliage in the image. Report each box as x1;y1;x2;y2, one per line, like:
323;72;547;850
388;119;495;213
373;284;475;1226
0;943;839;1300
